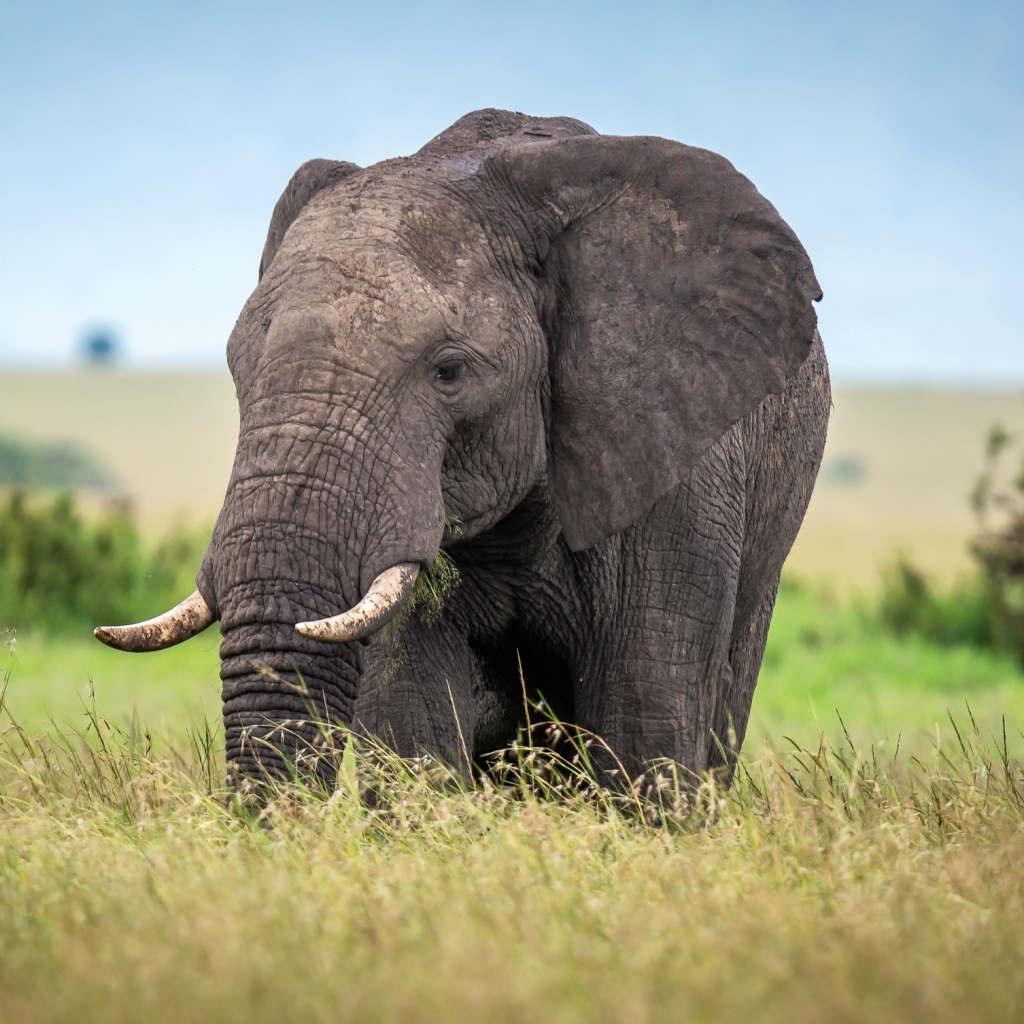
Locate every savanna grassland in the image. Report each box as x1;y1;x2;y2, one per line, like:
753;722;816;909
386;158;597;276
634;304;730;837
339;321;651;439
2;373;1024;1022
2;627;1024;1024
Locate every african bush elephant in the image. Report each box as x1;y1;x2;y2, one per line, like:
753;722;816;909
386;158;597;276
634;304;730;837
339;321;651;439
96;109;830;785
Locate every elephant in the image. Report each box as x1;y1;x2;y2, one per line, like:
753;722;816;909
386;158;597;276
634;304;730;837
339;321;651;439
95;108;830;787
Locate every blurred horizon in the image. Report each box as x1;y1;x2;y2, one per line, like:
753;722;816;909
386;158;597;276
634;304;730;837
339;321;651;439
4;368;1021;588
1;0;1021;381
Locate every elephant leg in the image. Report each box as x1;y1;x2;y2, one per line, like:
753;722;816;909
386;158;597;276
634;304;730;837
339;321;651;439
707;332;831;774
570;439;747;782
353;614;477;772
707;579;779;778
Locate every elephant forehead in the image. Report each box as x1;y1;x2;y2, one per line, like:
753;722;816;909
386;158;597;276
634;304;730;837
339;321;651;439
277;176;493;292
263;254;506;352
266;292;449;362
257;185;520;358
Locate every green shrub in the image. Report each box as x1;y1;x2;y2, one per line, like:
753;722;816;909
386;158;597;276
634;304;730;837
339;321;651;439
878;556;1000;651
0;489;207;635
877;421;1024;665
970;421;1024;661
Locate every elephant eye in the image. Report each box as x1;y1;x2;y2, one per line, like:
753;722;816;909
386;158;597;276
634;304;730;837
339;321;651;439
434;360;464;384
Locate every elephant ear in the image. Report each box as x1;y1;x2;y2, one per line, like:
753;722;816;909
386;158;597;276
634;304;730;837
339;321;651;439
485;135;821;552
259;158;361;279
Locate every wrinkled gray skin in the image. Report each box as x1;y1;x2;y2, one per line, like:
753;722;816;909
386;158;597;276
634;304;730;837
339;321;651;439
199;109;830;785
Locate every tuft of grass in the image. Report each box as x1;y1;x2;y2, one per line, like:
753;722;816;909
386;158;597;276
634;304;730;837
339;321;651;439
375;548;461;682
1;645;1024;1023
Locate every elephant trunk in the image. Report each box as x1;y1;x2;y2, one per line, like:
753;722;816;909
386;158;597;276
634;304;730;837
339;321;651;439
206;408;444;785
218;623;363;784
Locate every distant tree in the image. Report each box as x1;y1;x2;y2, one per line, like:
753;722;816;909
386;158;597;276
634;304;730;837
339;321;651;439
82;328;120;365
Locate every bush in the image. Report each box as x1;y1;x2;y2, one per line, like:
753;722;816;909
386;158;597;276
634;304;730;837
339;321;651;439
878;556;1006;652
970;421;1024;660
877;421;1024;665
0;489;207;635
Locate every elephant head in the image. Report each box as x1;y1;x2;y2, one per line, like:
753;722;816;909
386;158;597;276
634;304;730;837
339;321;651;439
96;109;820;783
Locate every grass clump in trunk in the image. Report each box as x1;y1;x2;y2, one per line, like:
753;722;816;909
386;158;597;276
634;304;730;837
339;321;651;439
374;547;460;683
1;640;1023;1024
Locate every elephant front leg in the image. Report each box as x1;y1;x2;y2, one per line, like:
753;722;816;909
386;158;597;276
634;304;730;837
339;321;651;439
571;463;746;784
575;602;738;786
353;613;477;772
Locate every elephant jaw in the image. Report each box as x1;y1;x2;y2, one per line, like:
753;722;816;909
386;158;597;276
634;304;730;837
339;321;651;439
295;562;419;643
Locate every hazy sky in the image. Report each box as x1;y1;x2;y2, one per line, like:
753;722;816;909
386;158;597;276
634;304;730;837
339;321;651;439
1;0;1021;381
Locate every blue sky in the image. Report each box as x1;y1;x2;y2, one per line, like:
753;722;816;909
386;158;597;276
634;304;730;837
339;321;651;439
1;0;1021;381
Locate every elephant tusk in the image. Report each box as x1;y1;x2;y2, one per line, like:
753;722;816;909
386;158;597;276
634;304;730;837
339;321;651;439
94;590;216;652
295;562;420;643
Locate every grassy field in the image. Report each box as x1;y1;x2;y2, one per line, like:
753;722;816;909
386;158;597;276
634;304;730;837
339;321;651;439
793;387;1024;585
3;586;1024;1024
4;579;1023;758
751;580;1024;756
2;637;1023;1023
0;371;236;532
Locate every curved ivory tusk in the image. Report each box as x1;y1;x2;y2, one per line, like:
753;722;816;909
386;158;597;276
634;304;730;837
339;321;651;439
295;562;419;643
94;590;216;652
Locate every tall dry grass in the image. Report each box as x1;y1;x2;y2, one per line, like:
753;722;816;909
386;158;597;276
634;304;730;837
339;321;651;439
1;644;1023;1023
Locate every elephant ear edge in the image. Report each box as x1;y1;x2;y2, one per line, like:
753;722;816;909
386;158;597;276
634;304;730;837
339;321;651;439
258;158;361;280
483;134;822;552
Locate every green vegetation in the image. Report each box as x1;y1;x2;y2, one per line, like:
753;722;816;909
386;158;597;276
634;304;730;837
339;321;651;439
970;421;1024;657
4;574;1023;761
0;629;220;740
878;557;998;650
407;546;461;624
0;606;1021;1024
0;490;208;635
0;655;1022;1023
752;576;1024;756
873;423;1024;665
0;432;113;489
